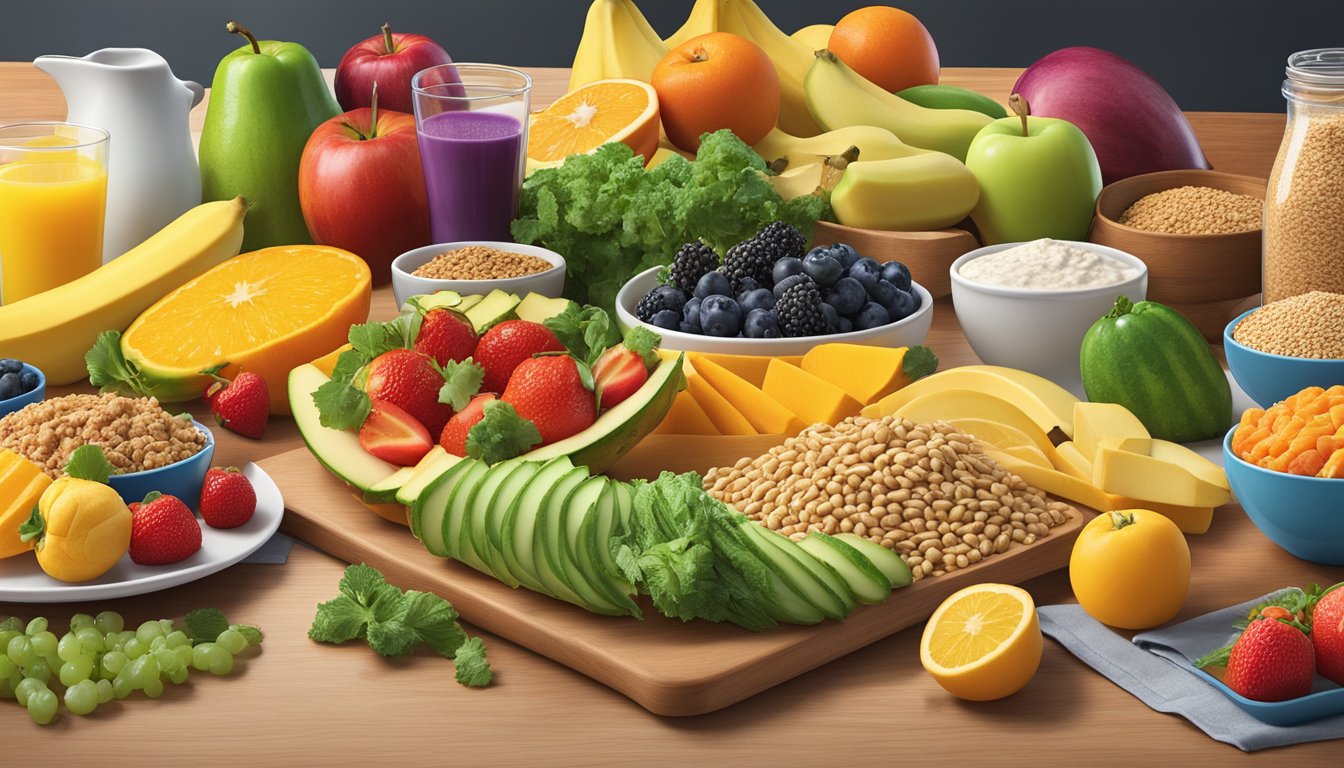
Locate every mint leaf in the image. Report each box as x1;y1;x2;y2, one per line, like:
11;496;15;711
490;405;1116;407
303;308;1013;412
184;608;230;644
64;445;115;483
366;618;420;658
465;400;542;464
453;636;492;688
622;326;662;370
399;590;466;659
309;594;375;644
310;564;403;643
902;346;938;382
313;379;372;431
0;617;22;633
437;359;485;411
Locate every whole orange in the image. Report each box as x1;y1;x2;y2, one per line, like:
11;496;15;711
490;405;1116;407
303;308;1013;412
652;32;780;151
829;6;940;93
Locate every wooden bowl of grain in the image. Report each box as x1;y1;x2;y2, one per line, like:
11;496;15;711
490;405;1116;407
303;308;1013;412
1089;169;1266;305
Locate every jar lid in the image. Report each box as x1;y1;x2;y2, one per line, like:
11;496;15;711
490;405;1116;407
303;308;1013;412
1287;48;1344;86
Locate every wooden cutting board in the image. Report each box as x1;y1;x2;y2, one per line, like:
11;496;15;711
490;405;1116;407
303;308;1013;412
260;440;1086;717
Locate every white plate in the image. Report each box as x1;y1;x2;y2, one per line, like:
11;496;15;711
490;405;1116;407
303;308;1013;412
0;463;283;603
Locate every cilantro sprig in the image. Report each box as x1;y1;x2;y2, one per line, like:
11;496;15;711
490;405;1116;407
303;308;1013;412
312;314;430;431
465;400;541;464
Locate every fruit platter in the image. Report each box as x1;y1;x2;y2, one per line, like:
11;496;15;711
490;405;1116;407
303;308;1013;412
3;0;1344;761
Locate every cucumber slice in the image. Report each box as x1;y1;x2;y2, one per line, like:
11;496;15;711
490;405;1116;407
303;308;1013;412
550;477;628;616
834;532;913;588
500;457;573;596
586;480;632;586
737;521;826;625
745;524;853;621
458;461;520;577
533;468;602;611
570;480;639;614
396;447;460;507
475;461;540;587
799;533;892;605
441;462;489;562
410;459;474;558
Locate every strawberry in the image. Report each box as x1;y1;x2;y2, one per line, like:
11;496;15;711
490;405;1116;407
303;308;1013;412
1223;616;1316;702
129;492;202;566
414;308;477;367
360;348;454;435
501;355;596;446
592;345;648;411
1310;583;1344;685
199;467;257;529
473;320;565;394
439;392;497;457
360;398;433;466
205;371;270;439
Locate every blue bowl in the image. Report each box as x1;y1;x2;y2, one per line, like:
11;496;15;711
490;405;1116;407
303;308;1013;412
106;420;215;510
1188;664;1344;726
1222;427;1344;565
1224;309;1344;408
0;363;45;417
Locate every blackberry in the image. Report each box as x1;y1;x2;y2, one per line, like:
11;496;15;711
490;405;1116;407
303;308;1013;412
636;285;687;322
773;272;813;301
667;241;719;293
776;279;827;337
721;238;774;294
755;221;807;261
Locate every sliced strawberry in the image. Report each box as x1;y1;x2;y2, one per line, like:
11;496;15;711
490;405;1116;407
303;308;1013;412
361;348;455;435
439;393;497;457
360;398;433;466
592;345;648;411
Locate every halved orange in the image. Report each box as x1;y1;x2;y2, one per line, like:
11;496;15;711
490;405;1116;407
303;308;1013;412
121;246;371;414
920;583;1042;701
528;78;660;168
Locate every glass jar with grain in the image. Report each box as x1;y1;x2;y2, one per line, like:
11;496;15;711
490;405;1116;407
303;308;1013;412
1264;49;1344;303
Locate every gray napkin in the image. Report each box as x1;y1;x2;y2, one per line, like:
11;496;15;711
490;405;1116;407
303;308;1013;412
1039;595;1344;751
239;533;294;564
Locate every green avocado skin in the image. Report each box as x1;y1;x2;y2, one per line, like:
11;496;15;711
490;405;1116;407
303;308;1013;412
897;84;1009;120
199;40;340;252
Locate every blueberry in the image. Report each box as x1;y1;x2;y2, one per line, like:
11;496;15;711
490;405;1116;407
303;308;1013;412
867;278;898;307
771;257;805;286
802;251;843;287
743;308;781;339
18;370;38;393
773;273;813;301
681;297;703;333
848;257;881;291
819;302;840;333
739;288;776;314
737;276;761;295
0;373;20;400
827;243;860;271
700;295;744;337
854;302;891;330
837;317;853;334
693;271;732;299
650;309;682;331
825;277;866;315
0;359;20;375
885;287;918;322
880;261;912;292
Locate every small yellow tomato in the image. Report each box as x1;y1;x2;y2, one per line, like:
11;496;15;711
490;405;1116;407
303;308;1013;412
20;477;132;582
1069;509;1190;629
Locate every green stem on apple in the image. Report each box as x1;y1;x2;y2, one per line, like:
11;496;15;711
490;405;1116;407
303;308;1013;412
1009;93;1030;137
368;81;379;140
226;20;261;55
381;22;395;55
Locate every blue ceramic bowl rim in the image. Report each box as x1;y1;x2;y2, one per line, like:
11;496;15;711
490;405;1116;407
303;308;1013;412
1222;425;1344;487
0;363;45;407
1224;308;1344;363
106;419;215;480
1187;661;1344;716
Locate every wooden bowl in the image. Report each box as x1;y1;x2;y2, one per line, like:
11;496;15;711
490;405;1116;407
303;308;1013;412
1167;292;1261;344
1089;170;1265;304
812;221;979;299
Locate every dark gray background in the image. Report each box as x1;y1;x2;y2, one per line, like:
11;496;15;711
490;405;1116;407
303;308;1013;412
6;1;1338;112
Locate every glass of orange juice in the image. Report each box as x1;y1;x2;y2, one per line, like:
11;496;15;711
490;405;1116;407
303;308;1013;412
0;122;109;304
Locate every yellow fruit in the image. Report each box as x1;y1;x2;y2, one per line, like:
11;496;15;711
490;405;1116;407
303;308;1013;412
920;583;1042;701
0;198;246;385
569;0;668;90
0;451;52;559
790;24;834;52
1069;509;1191;629
528;79;660;168
753;125;924;170
116;246;371;414
830;153;980;231
25;477;132;583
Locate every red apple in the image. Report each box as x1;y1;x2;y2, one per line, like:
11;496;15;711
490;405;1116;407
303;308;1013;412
299;85;431;285
334;22;454;114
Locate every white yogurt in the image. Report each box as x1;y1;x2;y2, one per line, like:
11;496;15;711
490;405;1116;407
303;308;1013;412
958;238;1140;291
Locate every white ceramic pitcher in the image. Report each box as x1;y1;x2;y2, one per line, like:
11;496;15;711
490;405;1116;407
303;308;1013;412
34;48;204;263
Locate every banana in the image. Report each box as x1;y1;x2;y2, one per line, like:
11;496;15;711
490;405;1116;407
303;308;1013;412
830;154;981;231
0;198;247;384
718;0;823;137
805;50;993;162
664;0;720;48
753;125;928;170
569;0;668;91
764;150;852;199
790;24;834;52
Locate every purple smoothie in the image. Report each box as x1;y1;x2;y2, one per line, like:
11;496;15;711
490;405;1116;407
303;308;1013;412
416;110;524;242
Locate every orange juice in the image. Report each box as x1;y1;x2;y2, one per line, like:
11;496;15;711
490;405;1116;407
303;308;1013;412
0;141;107;304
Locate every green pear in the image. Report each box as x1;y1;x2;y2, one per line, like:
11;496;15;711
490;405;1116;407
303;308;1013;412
199;21;340;251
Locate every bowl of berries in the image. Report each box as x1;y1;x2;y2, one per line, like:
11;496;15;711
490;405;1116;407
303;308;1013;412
616;223;933;356
0;359;44;417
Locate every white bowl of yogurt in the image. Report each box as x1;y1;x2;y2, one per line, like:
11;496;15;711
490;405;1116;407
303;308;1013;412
950;238;1148;388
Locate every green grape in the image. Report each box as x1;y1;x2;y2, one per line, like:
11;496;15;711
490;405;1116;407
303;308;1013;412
0;629;20;649
123;637;146;660
76;626;103;654
64;679;98;715
173;645;193;668
1;670;20;699
165;665;189;685
0;617;23;633
27;687;58;725
57;632;83;662
7;635;35;666
158;619;176;636
68;613;95;632
191;643;233;675
14;677;45;706
29;631;58;661
216;629;248;655
24;617;47;636
142;677;165;698
111;673;133;700
135;620;164;643
153;648;179;673
59;655;95;686
0;655;15;678
25;659;52;684
95;611;124;635
95;678;113;704
164;631;190;649
100;650;127;677
149;635;167;652
130;655;160;689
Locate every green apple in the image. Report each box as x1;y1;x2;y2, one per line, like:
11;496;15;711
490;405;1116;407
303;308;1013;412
200;21;340;251
965;94;1102;244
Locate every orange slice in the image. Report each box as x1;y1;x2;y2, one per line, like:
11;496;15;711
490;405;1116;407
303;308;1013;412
121;246;371;414
920;583;1042;701
527;79;660;168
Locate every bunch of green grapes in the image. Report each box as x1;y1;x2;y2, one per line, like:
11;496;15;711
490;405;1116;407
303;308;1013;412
0;612;261;725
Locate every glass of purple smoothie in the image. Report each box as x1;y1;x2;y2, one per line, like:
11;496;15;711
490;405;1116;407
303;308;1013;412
411;63;532;243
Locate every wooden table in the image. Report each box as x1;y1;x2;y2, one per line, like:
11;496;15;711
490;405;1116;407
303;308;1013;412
4;63;1341;765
